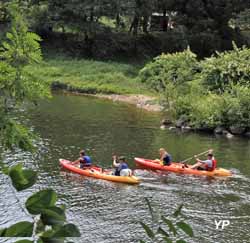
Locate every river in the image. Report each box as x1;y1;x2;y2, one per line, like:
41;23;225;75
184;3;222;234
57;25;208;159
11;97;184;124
1;93;250;243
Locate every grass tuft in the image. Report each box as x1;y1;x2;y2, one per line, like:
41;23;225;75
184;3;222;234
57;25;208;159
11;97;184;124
26;55;153;95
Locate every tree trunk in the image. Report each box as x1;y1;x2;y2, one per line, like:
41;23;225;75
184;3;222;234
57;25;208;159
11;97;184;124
142;15;149;33
129;15;139;36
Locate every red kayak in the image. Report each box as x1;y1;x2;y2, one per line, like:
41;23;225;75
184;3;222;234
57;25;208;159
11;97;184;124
134;157;232;177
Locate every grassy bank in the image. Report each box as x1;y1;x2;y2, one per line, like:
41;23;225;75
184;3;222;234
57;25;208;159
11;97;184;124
26;55;153;95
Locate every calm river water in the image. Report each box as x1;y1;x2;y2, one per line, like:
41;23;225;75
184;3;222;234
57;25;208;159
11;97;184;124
1;93;250;243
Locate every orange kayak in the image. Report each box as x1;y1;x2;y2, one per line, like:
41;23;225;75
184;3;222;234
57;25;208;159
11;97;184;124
134;157;232;177
60;159;140;184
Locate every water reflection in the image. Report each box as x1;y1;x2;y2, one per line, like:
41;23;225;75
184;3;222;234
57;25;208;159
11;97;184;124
1;93;250;242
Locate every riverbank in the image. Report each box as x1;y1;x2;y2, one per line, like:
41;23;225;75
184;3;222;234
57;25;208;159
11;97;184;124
26;55;151;95
27;53;250;138
27;55;163;112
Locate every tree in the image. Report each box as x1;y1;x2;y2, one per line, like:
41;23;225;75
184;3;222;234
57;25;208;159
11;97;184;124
231;8;250;30
0;2;80;242
168;0;250;54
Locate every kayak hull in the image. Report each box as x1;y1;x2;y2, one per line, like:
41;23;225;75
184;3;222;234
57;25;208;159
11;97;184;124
60;159;140;184
134;157;232;177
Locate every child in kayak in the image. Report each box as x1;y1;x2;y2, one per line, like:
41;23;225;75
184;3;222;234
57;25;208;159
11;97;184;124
156;148;172;166
112;155;132;176
73;150;92;169
190;152;217;171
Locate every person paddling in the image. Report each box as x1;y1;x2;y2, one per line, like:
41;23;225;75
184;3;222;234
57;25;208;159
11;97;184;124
73;150;92;169
190;151;217;171
156;148;172;166
112;155;132;176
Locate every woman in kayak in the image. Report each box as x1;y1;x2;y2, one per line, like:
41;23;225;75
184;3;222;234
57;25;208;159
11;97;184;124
156;148;172;166
112;155;132;176
190;152;217;171
73;150;92;169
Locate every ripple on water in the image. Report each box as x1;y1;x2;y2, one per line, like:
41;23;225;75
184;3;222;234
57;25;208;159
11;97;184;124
1;94;250;242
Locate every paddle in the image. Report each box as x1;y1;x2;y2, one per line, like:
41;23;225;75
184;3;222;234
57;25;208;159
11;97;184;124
181;149;212;164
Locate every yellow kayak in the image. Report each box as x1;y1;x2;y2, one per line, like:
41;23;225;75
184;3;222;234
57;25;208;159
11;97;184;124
60;159;140;184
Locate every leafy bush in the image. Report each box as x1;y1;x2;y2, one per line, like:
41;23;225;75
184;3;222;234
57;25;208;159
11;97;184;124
140;45;250;130
182;93;224;129
230;8;250;30
200;44;250;92
219;84;250;127
139;48;199;92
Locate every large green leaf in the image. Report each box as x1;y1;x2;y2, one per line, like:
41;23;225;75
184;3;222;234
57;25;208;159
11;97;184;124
4;221;33;237
139;222;155;239
176;240;187;243
41;206;66;226
161;216;177;236
176;221;194;237
9;163;37;191
25;189;57;215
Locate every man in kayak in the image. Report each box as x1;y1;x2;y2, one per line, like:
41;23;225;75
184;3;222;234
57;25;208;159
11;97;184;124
156;148;172;166
112;155;132;176
73;150;92;169
190;152;217;171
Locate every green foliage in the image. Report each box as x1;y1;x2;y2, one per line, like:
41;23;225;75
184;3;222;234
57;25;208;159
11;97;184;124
0;4;80;242
26;55;151;95
139;199;194;243
0;2;50;150
8;163;37;191
219;84;250;127
41;206;66;226
231;8;250;30
161;216;177;236
174;92;223;129
176;222;193;237
141;45;250;130
140;222;155;239
0;221;33;237
201;44;250;92
0;164;80;241
0;119;35;151
26;189;57;215
139;49;199;92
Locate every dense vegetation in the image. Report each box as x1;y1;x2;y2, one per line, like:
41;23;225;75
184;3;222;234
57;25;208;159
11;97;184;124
1;1;250;58
1;1;250;131
140;45;250;134
25;55;150;95
0;3;80;242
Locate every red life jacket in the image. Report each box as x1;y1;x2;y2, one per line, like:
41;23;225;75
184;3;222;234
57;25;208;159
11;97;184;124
206;159;217;171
